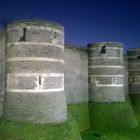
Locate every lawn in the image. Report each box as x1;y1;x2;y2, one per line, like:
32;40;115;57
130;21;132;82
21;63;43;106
0;100;140;140
0;113;82;140
82;100;140;140
82;127;140;140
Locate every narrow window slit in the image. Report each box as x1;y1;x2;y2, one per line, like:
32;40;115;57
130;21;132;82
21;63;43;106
137;55;140;59
19;28;26;41
54;32;57;39
39;76;41;85
100;45;106;54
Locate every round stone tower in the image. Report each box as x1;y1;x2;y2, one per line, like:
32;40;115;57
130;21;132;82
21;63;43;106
3;20;67;124
88;42;125;102
127;48;140;121
0;30;5;118
124;54;129;98
128;48;140;95
88;42;138;130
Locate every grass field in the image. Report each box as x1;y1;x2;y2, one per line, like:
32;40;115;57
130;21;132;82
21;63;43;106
0;113;82;140
82;127;140;140
67;103;90;132
89;102;138;130
0;99;140;140
129;94;140;123
82;100;140;140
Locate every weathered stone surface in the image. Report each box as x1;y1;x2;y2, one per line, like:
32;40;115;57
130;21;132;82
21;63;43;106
7;44;64;59
6;20;64;45
64;45;90;132
0;30;5;73
128;48;140;95
124;55;129;95
89;67;124;75
43;77;63;89
7;20;64;30
64;45;88;104
3;92;67;124
0;30;5;117
4;20;67;124
89;87;125;102
89;48;123;57
88;42;125;102
89;58;123;65
8;76;38;89
0;74;5;90
7;61;63;73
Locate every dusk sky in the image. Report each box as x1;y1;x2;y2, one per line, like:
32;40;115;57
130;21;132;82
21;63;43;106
0;0;140;52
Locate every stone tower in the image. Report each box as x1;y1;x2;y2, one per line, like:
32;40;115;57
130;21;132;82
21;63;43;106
127;48;140;120
88;42;138;130
88;42;125;102
0;30;5;117
128;48;140;95
3;20;67;124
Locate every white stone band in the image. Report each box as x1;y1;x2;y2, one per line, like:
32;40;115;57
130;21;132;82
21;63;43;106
89;84;124;87
7;73;64;77
6;88;64;93
7;57;64;63
89;65;123;68
89;74;124;77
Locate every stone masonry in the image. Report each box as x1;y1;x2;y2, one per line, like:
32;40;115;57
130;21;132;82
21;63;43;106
0;19;138;125
128;48;140;95
64;44;88;104
3;20;67;124
0;30;5;117
88;42;125;102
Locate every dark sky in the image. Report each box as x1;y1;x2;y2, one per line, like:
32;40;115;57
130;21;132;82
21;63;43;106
0;0;140;51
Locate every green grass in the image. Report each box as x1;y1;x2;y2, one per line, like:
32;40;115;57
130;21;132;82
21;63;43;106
82;101;140;140
129;94;140;123
1;100;140;140
67;103;90;132
0;113;82;140
82;127;140;140
89;102;138;130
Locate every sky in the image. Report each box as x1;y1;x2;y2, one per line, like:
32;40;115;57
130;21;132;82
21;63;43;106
0;0;140;52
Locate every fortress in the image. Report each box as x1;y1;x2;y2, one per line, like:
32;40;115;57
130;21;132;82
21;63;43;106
0;19;140;139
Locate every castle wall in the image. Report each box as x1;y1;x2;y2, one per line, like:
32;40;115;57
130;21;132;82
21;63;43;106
64;44;90;131
64;45;88;104
0;30;5;117
3;20;67;124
